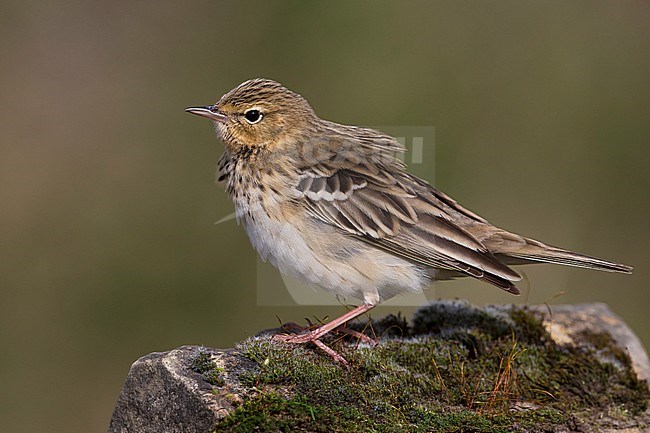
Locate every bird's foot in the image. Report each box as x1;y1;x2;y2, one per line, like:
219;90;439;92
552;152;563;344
332;325;378;345
273;330;350;366
271;304;376;366
273;322;376;345
272;328;321;344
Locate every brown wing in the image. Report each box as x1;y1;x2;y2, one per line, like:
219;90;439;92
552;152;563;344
296;156;522;294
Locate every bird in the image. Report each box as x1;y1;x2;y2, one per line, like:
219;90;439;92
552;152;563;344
186;78;633;363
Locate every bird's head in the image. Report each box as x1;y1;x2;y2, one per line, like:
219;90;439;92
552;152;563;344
186;78;317;153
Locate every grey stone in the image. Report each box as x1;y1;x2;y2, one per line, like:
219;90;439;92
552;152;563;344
108;346;254;433
107;303;650;432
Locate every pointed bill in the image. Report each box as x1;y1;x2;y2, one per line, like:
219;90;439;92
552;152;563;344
185;105;227;123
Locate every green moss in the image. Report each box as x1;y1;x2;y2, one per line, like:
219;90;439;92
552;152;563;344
215;393;370;433
215;392;566;433
212;303;649;432
191;350;225;387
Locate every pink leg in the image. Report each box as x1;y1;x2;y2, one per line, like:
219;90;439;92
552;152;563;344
334;326;377;345
276;320;375;344
273;304;374;366
312;339;349;366
273;304;375;364
273;304;375;344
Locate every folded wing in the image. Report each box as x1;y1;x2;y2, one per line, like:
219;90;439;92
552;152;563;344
295;149;522;294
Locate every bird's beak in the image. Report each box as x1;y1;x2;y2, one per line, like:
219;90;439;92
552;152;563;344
185;105;227;123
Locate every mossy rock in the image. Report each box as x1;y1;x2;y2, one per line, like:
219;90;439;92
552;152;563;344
108;302;650;433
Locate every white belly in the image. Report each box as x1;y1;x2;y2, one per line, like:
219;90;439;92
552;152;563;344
236;198;430;305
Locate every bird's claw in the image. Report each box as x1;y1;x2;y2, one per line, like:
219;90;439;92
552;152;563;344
272;330;350;366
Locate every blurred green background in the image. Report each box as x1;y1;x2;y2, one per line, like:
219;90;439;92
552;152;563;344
1;1;648;432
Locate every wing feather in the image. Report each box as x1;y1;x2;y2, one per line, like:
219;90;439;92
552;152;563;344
295;153;521;294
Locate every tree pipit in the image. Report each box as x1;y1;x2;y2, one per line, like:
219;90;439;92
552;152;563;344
187;79;632;364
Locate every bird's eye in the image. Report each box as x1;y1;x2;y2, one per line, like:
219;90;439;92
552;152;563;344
244;109;263;124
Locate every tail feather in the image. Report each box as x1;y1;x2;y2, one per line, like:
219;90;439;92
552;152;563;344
501;242;633;274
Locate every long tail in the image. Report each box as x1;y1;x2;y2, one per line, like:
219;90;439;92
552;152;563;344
496;236;633;274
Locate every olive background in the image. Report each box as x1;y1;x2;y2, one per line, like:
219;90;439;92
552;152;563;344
1;2;648;432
